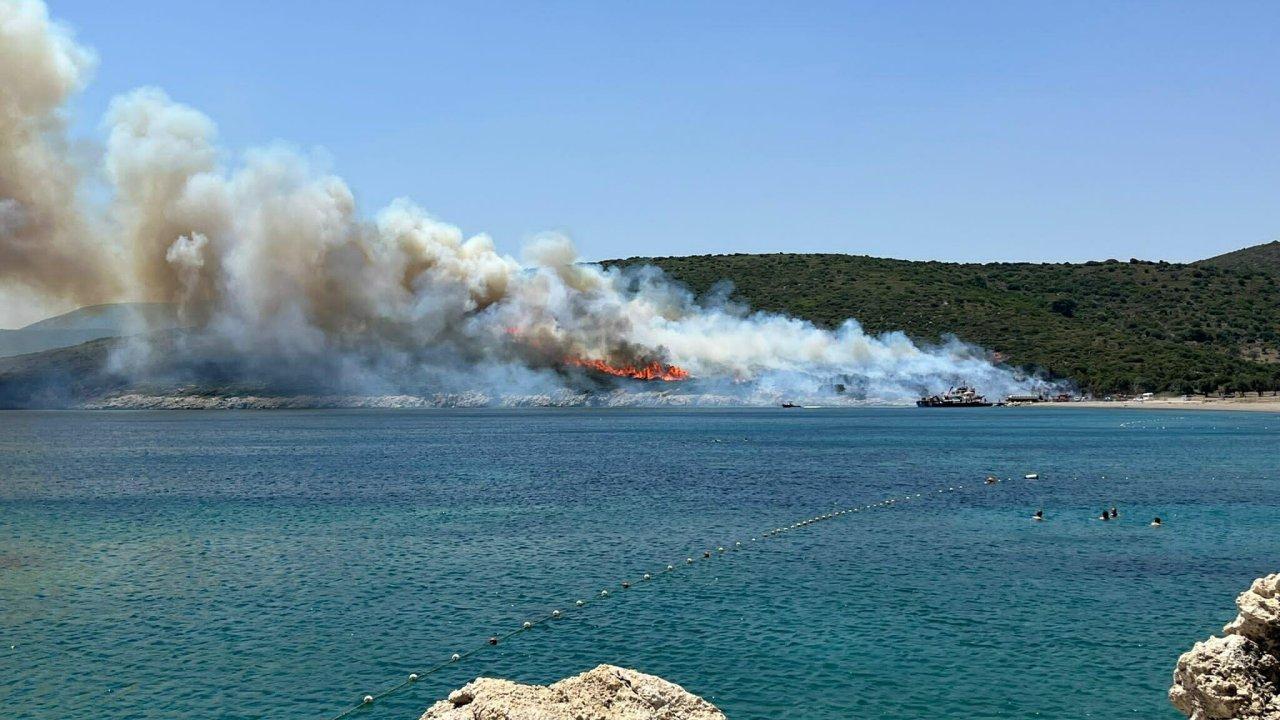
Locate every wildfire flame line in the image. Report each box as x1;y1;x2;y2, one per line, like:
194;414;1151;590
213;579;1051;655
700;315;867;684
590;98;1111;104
566;357;690;382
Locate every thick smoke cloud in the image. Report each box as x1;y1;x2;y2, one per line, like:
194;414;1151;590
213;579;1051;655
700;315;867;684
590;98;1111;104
0;0;115;305
1;0;1049;405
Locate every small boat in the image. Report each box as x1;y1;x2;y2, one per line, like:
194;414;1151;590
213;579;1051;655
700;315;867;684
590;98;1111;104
1024;473;1039;480
984;475;1000;484
781;402;798;408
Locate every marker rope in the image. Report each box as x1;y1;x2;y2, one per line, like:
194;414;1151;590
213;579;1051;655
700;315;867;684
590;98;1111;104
321;476;1018;720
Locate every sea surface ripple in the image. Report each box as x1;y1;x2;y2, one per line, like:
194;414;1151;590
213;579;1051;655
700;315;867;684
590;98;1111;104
1;408;1277;719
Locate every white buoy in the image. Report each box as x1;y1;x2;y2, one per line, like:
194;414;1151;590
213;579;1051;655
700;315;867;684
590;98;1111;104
600;589;609;597
643;573;651;580
363;695;374;705
666;564;674;571
552;610;561;618
523;621;532;629
408;673;419;682
576;599;585;607
686;557;694;564
451;653;460;662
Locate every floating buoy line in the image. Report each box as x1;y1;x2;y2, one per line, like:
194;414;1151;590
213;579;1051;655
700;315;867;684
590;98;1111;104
321;475;1024;720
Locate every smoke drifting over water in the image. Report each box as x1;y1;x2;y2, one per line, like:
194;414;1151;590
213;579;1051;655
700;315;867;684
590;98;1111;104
1;0;1049;406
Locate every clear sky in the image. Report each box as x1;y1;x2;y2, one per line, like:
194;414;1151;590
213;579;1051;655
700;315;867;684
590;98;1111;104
50;0;1280;263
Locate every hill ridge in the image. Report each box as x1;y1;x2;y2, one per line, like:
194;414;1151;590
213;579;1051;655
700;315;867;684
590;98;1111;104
1196;239;1280;273
606;252;1280;395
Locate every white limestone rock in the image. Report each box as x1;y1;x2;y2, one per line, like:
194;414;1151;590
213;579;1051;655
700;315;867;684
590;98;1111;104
419;664;726;720
1171;573;1280;720
1226;574;1280;656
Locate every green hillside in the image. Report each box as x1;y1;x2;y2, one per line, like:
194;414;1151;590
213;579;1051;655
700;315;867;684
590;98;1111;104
1197;239;1280;273
606;253;1280;395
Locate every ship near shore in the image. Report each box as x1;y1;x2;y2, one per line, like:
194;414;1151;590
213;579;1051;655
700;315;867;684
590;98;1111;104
916;385;993;407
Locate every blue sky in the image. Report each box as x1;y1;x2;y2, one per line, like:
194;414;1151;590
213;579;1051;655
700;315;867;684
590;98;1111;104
52;0;1280;263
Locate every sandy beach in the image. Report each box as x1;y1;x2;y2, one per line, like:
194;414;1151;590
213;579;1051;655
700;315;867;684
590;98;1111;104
1027;397;1280;413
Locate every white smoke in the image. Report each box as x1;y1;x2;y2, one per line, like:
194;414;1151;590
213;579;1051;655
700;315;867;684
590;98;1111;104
0;0;1049;405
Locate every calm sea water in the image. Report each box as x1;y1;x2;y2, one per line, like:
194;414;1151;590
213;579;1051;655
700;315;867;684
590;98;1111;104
2;408;1277;720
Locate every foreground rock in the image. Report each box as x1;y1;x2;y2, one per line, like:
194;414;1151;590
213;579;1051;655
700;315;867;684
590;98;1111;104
419;664;726;720
1171;573;1280;720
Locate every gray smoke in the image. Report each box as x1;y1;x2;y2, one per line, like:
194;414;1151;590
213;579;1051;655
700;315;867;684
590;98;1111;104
1;0;1050;405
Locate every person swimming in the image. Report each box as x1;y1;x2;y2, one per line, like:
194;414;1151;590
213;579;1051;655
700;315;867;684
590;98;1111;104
985;475;999;485
1109;506;1118;519
1099;510;1110;521
1151;516;1162;527
1033;509;1044;521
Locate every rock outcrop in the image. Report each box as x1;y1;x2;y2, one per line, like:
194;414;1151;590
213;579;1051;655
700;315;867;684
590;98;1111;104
419;664;726;720
1171;573;1280;720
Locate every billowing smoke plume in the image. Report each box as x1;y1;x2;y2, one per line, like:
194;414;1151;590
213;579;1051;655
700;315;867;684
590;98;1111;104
0;0;116;304
1;0;1050;406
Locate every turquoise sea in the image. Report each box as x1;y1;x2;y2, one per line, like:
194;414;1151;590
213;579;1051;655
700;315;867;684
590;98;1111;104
2;408;1278;719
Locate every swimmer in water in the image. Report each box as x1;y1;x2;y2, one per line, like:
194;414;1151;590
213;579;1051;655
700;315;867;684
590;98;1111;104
1099;511;1110;521
1109;506;1118;519
1033;509;1044;521
1151;517;1162;527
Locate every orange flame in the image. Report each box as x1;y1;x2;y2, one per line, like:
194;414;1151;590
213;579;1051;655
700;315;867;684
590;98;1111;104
567;357;690;382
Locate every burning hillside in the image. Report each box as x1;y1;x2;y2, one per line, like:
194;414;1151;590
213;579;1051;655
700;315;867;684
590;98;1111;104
0;0;1052;406
566;358;690;382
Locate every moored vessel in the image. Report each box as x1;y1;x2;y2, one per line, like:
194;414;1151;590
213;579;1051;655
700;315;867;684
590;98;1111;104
916;385;993;407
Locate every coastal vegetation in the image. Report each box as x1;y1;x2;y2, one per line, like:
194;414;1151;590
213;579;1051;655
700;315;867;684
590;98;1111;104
609;241;1280;395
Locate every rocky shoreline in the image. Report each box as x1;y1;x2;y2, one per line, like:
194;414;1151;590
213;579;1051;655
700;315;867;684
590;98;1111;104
1171;573;1280;720
79;390;745;410
412;574;1280;720
68;391;1280;412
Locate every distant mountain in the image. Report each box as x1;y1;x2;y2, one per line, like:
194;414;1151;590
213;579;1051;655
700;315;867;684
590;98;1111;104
1196;240;1280;273
0;303;180;359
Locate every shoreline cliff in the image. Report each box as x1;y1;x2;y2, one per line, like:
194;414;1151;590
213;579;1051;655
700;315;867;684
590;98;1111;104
1171;573;1280;720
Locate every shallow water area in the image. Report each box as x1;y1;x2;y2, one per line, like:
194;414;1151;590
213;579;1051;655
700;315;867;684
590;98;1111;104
1;407;1277;719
